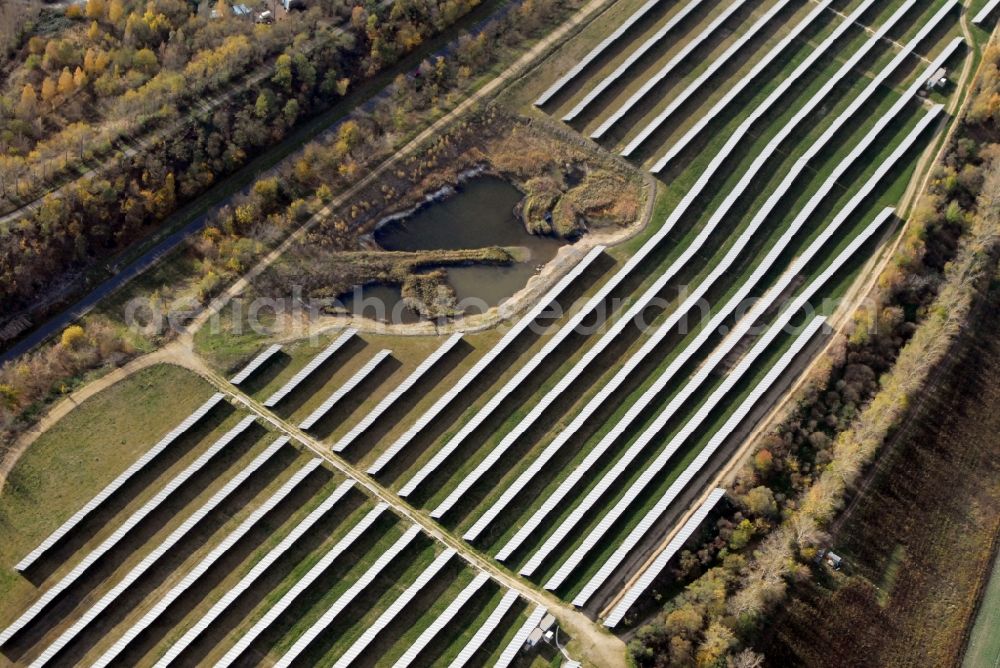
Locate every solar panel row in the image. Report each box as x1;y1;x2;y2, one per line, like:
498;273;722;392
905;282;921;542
561;0;710;121
334;333;462;452
299;348;392;430
33;433;290;667
229;344;282;385
534;0;665;107
0;414;256;648
153;479;357;667
274;525;423;667
590;0;751;139
15;392;227;573
94;447;319;667
263;328;357;408
447;589;521;667
332;548;456;667
572;319;826;604
495;605;548;668
393;571;491;667
620;0;822;153
602;488;727;627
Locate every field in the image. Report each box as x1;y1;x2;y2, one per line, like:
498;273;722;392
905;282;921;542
759;280;1000;667
0;0;991;665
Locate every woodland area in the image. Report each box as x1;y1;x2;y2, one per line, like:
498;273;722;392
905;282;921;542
0;0;495;325
624;43;1000;668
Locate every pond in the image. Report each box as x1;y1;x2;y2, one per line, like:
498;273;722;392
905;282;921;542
339;283;422;324
374;176;564;313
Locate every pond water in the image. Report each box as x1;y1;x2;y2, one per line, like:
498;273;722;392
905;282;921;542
339;284;422;324
374;176;564;313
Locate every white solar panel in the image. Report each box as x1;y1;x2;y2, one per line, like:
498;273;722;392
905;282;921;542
154;480;356;667
447;589;520;668
547;317;825;597
274;525;422;668
467;0;899;547
367;245;604;476
216;503;390;668
572;320;825;604
561;0;710;120
603;488;726;627
974;0;999;24
332;548;456;667
229;344;282;385
32;432;287;667
534;0;665;107
494;605;547;668
94;449;319;667
0;414;255;649
493;11;958;562
335;333;462;452
264;328;357;408
590;0;750;140
621;0;815;153
652;0;888;170
393;571;491;668
528;103;945;583
299;349;392;430
15;392;226;573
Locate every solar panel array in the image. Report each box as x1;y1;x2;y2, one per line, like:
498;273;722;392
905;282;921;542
572;319;825;604
603;488;727;627
497;0;955;560
333;548;456;667
15;392;226;573
335;333;462;452
367;244;604;476
229;344;282;385
263;328;357;408
974;0;1000;24
33;431;287;667
299;348;392;430
494;605;548;668
393;571;491;667
527;306;820;585
0;414;256;648
621;0;808;153
561;0;709;121
448;588;520;667
468;0;899;547
153;480;357;667
217;503;389;667
94;446;318;667
590;0;748;139
274;524;422;667
652;0;881;170
533;101;944;579
534;0;666;107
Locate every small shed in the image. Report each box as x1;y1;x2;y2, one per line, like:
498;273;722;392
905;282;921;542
826;551;844;570
926;68;948;90
539;613;557;633
525;628;544;649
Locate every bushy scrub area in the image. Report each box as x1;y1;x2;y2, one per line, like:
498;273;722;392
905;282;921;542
624;43;1000;668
